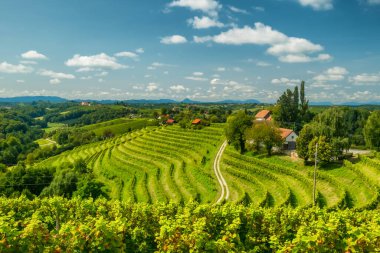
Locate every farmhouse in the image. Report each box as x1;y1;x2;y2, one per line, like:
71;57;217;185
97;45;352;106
80;101;91;106
280;128;298;150
192;118;201;125
255;110;271;121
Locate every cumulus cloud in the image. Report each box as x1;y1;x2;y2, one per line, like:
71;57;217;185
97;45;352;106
65;53;126;70
193;72;204;76
267;37;323;56
313;66;348;81
0;62;33;73
271;78;301;85
161;35;187;44
21;50;48;60
170;84;189;92
188;16;224;29
298;0;333;10
194;22;331;63
114;51;139;60
211;23;287;45
168;0;221;17
256;61;271;67
349;73;380;85
38;69;75;80
279;53;332;63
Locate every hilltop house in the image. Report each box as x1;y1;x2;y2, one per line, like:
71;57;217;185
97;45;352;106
280;128;298;150
255;110;272;121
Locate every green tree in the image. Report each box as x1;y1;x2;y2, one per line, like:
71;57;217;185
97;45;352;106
245;122;282;156
296;124;315;162
364;110;380;150
225;111;252;154
308;136;333;164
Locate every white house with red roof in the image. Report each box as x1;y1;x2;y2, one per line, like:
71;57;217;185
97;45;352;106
280;128;298;150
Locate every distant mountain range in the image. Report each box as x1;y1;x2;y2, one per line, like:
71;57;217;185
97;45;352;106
0;96;261;104
0;96;379;106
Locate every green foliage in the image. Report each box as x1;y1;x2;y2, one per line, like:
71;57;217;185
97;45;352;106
225;111;252;154
245;122;283;156
308;136;333;164
296;124;314;161
364;110;380;150
0;197;379;252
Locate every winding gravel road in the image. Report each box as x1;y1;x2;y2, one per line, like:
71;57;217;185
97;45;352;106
214;141;229;204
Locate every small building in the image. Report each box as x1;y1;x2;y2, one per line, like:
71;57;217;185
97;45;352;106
80;101;91;106
192;118;201;125
255;110;271;121
166;119;175;125
280;128;298;150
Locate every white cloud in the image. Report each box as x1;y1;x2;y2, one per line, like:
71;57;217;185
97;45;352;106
212;23;287;45
21;50;48;60
185;76;208;81
146;83;159;92
0;62;33;73
136;48;144;54
254;6;265;12
194;22;330;63
16;80;25;83
38;69;75;79
168;0;221;17
188;16;224;29
298;0;333;10
161;35;187;44
271;78;301;85
80;76;92;80
193;72;204;76
114;51;139;60
216;67;226;72
49;78;61;84
267;37;323;56
228;6;249;14
279;53;332;63
349;73;380;85
313;66;348;81
368;0;380;4
233;67;243;72
65;53;126;70
170;84;189;92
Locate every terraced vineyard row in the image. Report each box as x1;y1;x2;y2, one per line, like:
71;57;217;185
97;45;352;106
221;147;380;209
38;124;225;203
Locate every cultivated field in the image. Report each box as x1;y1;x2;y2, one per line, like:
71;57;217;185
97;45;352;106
37;122;380;208
38;124;225;203
221;147;380;209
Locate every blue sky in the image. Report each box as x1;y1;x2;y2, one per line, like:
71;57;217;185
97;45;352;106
0;0;379;103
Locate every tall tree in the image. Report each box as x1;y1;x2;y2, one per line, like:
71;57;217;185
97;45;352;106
299;80;309;122
364;110;380;151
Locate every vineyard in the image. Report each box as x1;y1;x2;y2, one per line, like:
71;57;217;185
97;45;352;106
221;147;380;209
0;197;379;252
38;124;225;203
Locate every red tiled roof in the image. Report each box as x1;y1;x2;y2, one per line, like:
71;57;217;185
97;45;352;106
255;110;271;119
167;119;175;124
192;118;201;124
267;115;272;121
280;128;293;139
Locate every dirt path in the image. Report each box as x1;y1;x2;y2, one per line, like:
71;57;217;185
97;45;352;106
214;141;229;204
